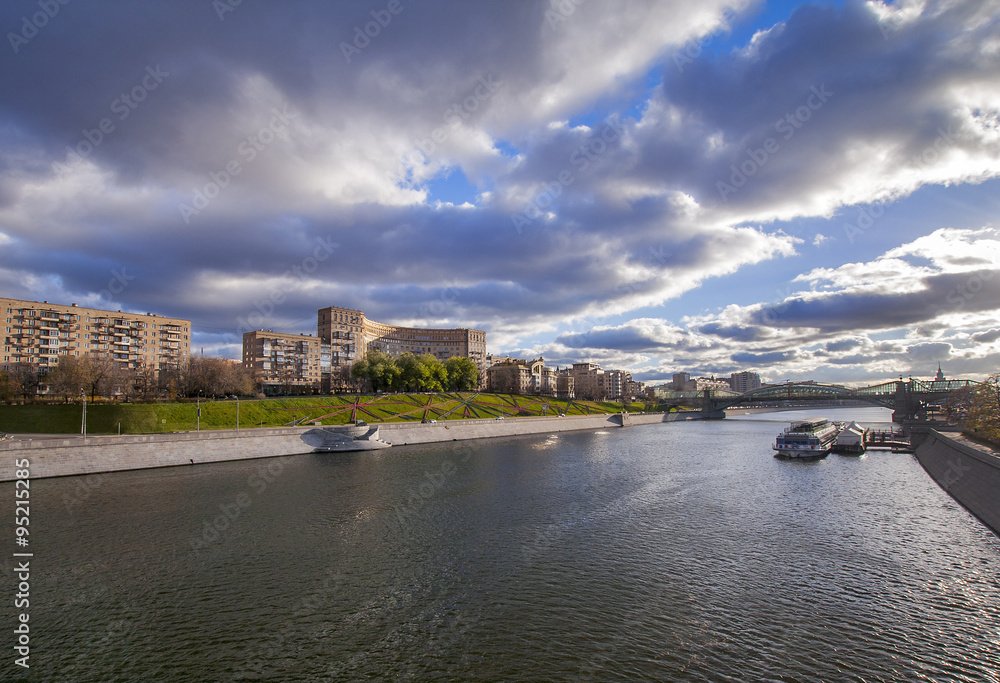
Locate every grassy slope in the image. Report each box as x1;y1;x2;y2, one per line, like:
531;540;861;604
0;394;659;435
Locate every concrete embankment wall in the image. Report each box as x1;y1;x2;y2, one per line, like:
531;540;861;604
0;428;319;481
915;430;1000;538
375;411;699;445
0;411;703;481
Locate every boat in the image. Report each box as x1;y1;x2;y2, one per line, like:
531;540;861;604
773;418;841;458
832;421;868;455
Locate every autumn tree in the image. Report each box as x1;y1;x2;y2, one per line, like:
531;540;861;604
0;369;20;403
46;355;92;403
965;374;1000;443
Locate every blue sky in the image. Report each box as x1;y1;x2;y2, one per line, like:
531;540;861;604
1;0;998;385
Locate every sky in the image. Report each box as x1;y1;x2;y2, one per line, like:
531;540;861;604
1;0;999;386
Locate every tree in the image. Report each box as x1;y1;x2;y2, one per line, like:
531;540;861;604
133;361;159;401
965;374;1000;444
184;357;256;397
395;353;447;392
943;385;976;423
444;356;479;391
46;355;93;403
6;364;40;401
84;353;119;401
0;369;20;403
351;350;400;392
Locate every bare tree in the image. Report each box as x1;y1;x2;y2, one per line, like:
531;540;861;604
0;369;21;403
46;355;93;403
6;364;39;402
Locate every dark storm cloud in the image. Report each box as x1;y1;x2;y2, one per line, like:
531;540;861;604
972;328;1000;344
730;350;798;364
752;269;1000;333
695;322;771;342
556;325;690;353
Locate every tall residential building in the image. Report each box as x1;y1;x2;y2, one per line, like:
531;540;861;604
730;371;762;394
1;297;191;395
671;372;691;390
241;330;329;394
317;305;488;384
563;362;607;401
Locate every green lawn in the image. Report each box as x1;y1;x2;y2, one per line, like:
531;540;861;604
0;393;662;435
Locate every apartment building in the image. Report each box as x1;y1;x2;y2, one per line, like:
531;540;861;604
730;371;762;394
485;356;574;398
241;330;330;394
318;305;488;384
562;362;607;401
1;297;190;393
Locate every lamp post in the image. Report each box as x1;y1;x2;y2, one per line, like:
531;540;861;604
80;389;87;437
236;395;239;432
196;391;202;431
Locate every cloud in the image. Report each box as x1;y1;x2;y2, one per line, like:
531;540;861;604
0;0;997;382
972;328;1000;344
539;226;1000;383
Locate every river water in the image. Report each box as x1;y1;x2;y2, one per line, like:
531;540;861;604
6;407;999;681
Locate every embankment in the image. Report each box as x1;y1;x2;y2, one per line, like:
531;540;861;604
0;411;704;481
914;430;1000;538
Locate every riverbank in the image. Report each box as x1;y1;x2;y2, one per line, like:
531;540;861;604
914;430;1000;538
0;411;707;481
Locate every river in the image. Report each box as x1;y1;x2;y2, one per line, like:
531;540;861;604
4;406;999;681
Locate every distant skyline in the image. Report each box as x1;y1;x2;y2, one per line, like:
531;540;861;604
2;0;998;385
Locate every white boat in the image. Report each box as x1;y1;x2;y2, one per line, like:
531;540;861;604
773;418;841;458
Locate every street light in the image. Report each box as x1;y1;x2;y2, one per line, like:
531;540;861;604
80;388;87;437
196;390;203;431
236;395;239;432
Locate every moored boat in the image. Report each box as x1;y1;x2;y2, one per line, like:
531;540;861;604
773;418;840;458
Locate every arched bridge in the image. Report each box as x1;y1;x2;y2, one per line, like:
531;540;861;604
658;379;981;422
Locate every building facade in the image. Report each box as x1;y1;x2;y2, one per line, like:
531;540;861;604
2;297;190;395
562;362;608;401
318;305;488;385
485;356;574;398
730;371;762;394
242;331;330;394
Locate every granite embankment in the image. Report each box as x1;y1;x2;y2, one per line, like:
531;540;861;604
915;430;1000;538
0;411;704;481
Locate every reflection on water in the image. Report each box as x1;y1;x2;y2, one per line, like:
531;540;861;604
7;407;999;681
